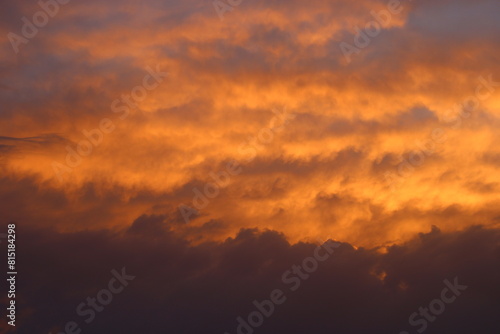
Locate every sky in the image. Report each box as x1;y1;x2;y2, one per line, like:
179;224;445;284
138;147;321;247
0;0;499;333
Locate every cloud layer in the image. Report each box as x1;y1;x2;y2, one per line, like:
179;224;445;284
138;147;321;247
1;0;500;246
1;0;499;332
1;223;499;333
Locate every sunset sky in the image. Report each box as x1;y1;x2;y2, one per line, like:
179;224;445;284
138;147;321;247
1;0;499;333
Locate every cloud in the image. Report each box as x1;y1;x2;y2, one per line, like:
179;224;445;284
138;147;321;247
0;0;499;307
1;0;499;332
2;223;499;333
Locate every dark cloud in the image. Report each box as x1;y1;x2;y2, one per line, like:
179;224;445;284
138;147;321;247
0;134;70;155
2;223;499;333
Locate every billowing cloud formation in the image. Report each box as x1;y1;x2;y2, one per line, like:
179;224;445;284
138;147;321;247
0;223;499;333
0;0;499;331
1;0;500;246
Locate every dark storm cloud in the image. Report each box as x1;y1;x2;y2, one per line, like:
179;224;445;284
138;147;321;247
2;223;499;333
